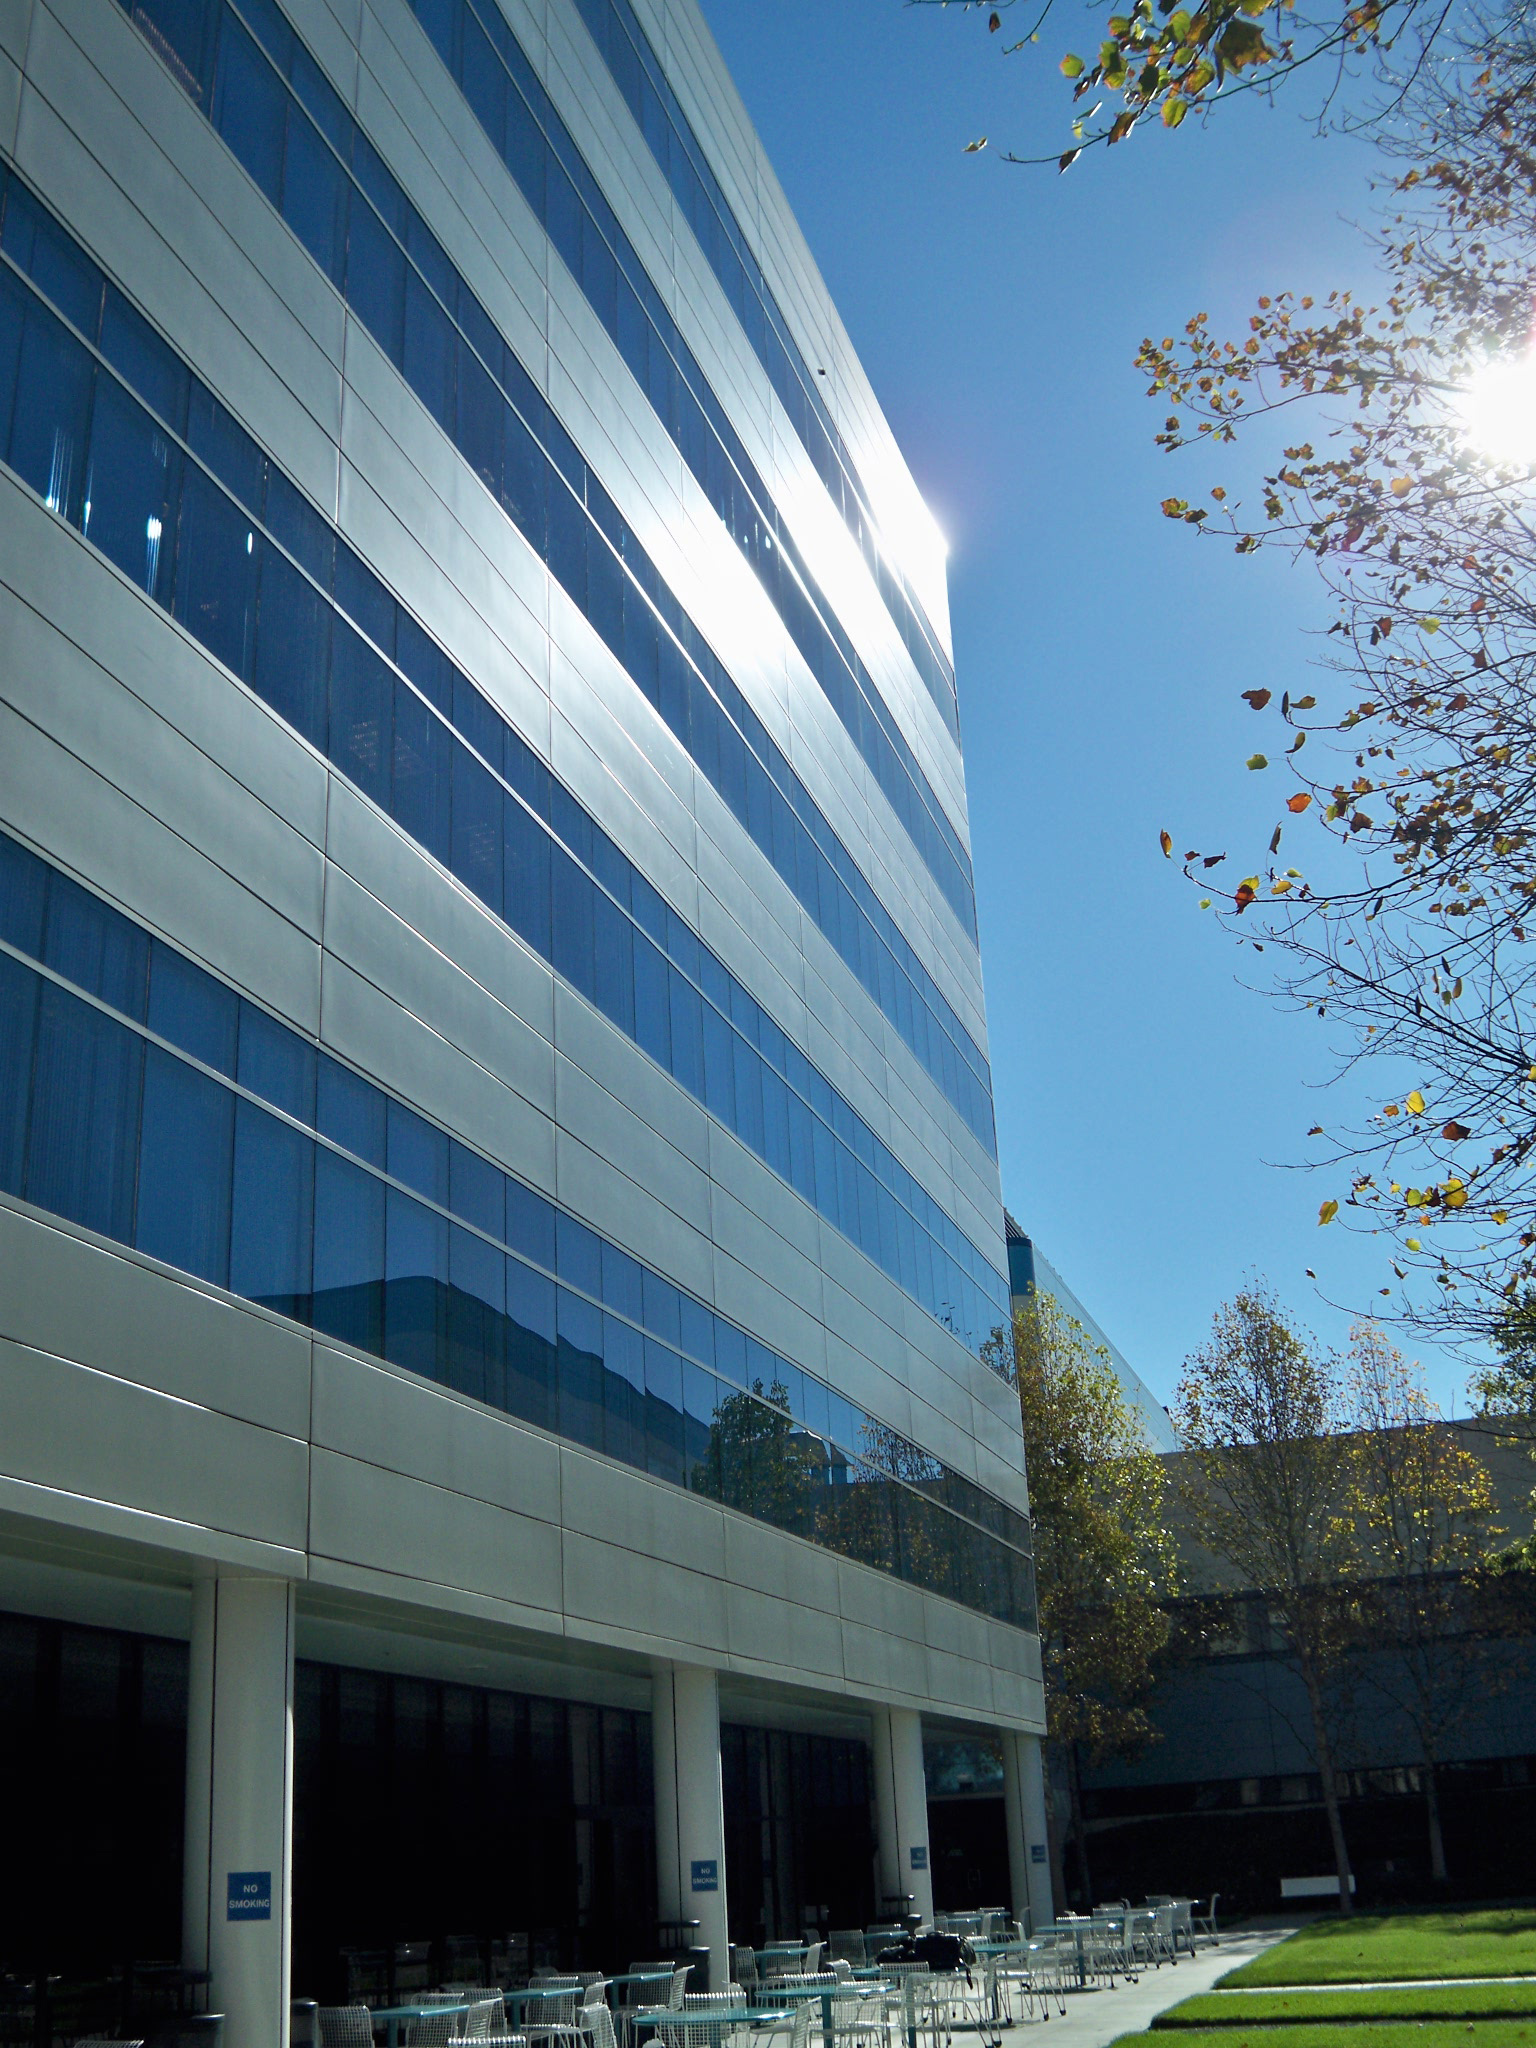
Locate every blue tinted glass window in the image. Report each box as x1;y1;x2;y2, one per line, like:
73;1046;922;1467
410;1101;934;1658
238;1002;316;1124
503;795;551;959
643;1337;684;1484
135;1045;234;1284
281;106;349;286
9;297;92;521
0;832;47;960
506;1254;555;1430
0;953;39;1197
230;1095;314;1318
640;1267;680;1348
388;1096;448;1204
600;1239;643;1321
252;543;330;750
100;288;188;433
449;1138;502;1238
555;1210;601;1297
328;621;393;810
448;1221;504;1404
318;1054;387;1168
384;1183;449;1381
172;464;258;681
82;378;182;602
312;1144;385;1352
148;941;238;1075
26;982;143;1242
43;873;149;1022
212;15;286;204
556;1284;603;1451
506;1178;556;1270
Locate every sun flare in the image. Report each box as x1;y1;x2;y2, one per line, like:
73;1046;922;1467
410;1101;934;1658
1457;350;1536;469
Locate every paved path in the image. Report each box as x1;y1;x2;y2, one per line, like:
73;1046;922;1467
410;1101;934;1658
993;1926;1299;2048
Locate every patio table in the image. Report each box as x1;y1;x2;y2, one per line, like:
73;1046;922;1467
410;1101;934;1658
632;2004;791;2048
367;2000;476;2048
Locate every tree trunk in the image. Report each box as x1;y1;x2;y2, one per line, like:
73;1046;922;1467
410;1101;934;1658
1424;1761;1448;1882
1299;1659;1354;1916
1068;1741;1094;1910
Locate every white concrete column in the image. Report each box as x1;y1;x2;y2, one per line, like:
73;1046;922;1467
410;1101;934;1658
652;1662;730;1990
1001;1731;1054;1933
183;1573;296;2048
870;1707;933;1927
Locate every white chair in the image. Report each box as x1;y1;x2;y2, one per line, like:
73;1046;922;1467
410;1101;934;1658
318;2009;376;2048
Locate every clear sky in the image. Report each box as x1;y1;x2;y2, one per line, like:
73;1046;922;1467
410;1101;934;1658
696;0;1478;1413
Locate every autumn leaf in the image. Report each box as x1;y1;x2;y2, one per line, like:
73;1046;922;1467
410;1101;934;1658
1319;1199;1339;1224
1247;753;1269;770
1406;1090;1426;1114
1234;880;1258;911
989;9;1001;26
1242;688;1272;710
964;137;989;151
1060;52;1085;75
1160;829;1173;858
1287;793;1313;813
1441;1120;1471;1141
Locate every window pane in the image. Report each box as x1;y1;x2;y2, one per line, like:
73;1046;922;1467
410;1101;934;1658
447;1221;504;1405
402;266;455;429
329;619;394;809
252;529;331;750
171;465;258;682
384;1183;448;1383
345;196;407;366
556;1285;603;1451
211;14;286;206
27;982;143;1244
312;1144;385;1352
42;870;150;1021
281;105;348;287
148;941;238;1075
387;1096;448;1205
450;736;502;915
505;1178;555;1270
504;794;551;959
0;952;39;1197
135;1046;234;1285
82;377;182;601
506;1255;556;1430
230;1095;314;1319
9;296;92;522
238;1002;316;1124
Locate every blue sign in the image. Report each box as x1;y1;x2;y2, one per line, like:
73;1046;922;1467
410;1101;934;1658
227;1871;272;1921
1030;1844;1048;1866
690;1859;719;1892
909;1846;928;1871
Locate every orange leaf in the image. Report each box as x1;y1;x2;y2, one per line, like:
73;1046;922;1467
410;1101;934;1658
1234;883;1256;912
1287;793;1313;814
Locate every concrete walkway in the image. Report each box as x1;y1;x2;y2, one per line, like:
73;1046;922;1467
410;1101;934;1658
994;1924;1300;2048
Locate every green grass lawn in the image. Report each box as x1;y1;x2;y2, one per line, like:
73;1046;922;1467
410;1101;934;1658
1112;2025;1536;2048
1154;1987;1536;2027
1218;1910;1536;1986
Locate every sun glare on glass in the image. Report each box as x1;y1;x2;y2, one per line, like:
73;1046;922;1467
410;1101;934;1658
1458;351;1536;469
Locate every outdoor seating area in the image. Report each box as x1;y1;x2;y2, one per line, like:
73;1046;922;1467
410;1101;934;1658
265;1899;1220;2048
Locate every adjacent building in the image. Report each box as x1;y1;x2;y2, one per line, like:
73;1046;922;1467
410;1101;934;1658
0;0;1050;2032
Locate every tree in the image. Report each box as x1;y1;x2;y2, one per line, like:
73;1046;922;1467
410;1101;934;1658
915;0;1456;168
1138;22;1536;1342
1001;1290;1175;1905
1175;1288;1361;1911
1345;1322;1502;1881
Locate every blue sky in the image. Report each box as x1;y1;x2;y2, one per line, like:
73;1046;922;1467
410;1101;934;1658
697;0;1477;1412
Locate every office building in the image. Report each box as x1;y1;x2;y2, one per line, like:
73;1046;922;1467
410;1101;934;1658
0;0;1048;2033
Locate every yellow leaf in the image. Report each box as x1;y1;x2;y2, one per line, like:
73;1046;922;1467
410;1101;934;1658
1492;1210;1508;1225
1445;1186;1468;1209
1160;829;1173;858
1318;1199;1339;1225
1405;1237;1422;1252
1406;1090;1426;1114
1391;476;1412;496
